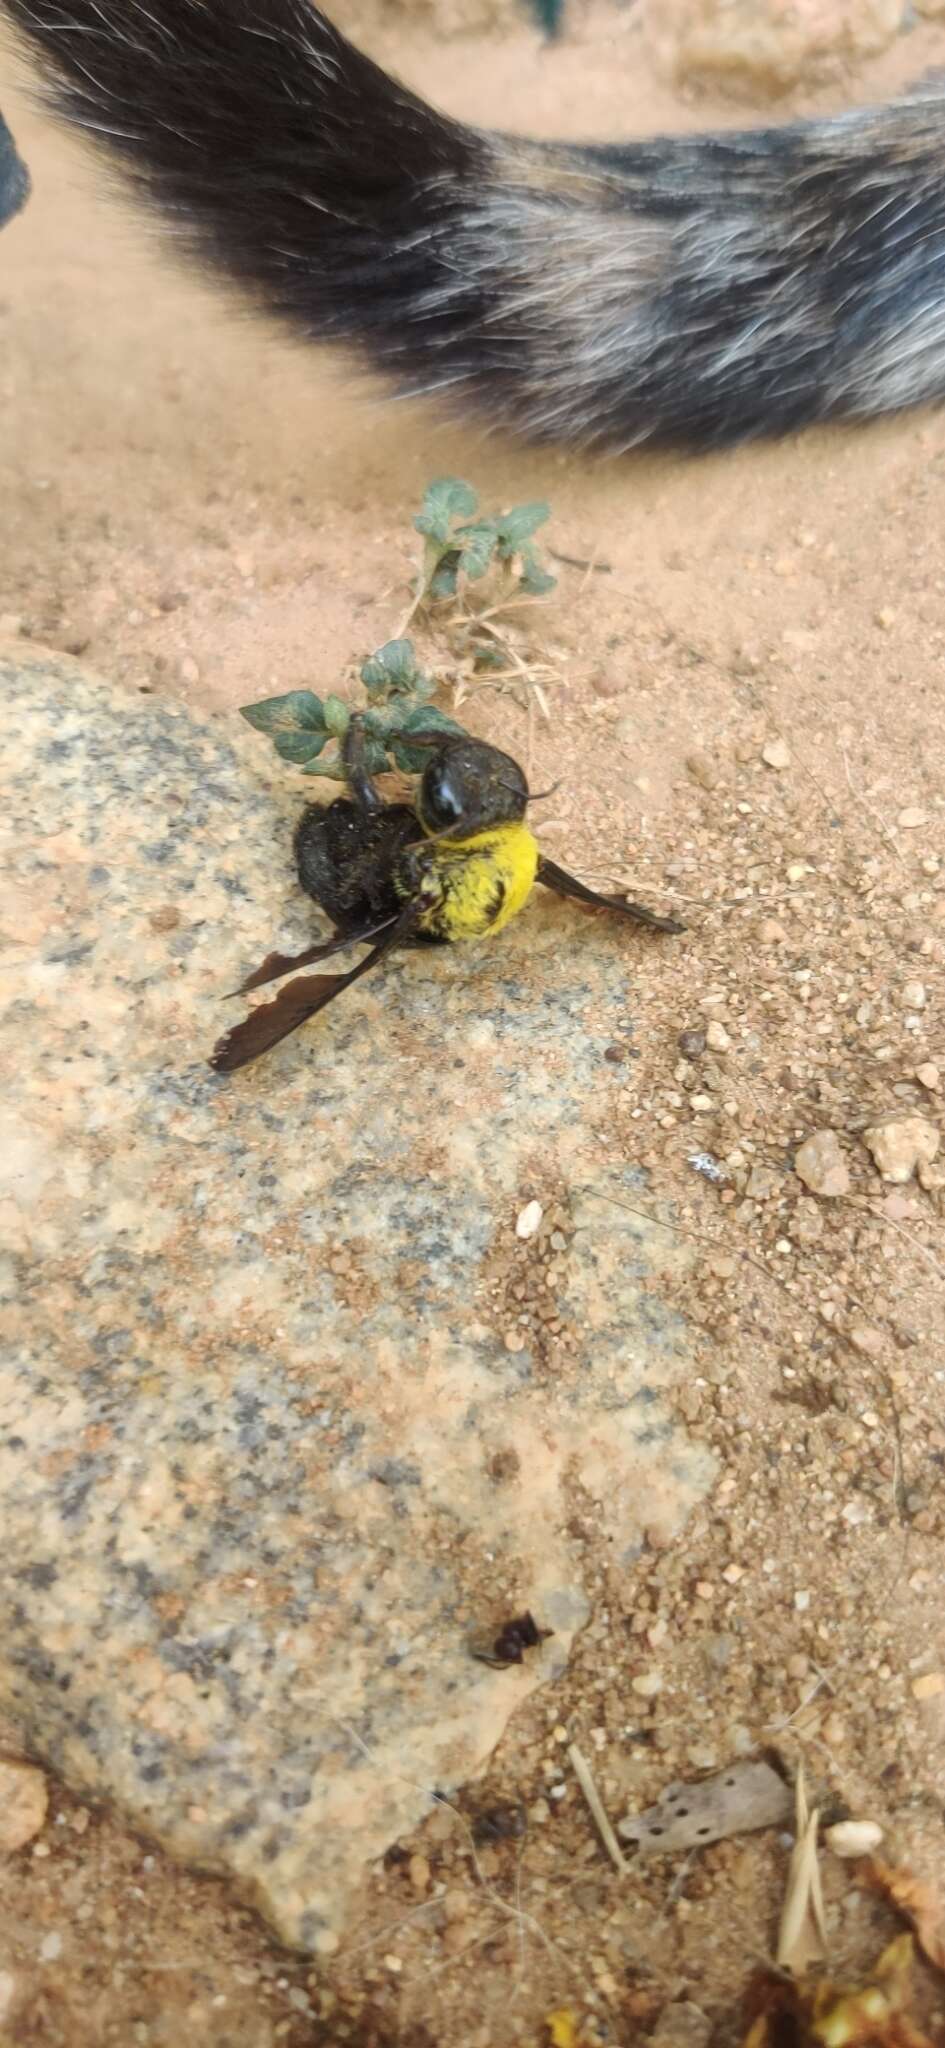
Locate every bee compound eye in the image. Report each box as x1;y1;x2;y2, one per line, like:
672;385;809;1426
420;758;465;829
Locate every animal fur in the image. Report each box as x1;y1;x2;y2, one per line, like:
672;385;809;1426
0;105;28;225
4;0;945;449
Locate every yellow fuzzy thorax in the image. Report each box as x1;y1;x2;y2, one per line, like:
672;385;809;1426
415;822;539;942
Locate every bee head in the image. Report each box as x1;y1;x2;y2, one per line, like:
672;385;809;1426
418;740;529;837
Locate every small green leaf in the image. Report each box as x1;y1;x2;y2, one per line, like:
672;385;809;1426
360;656;390;698
384;638;420;687
414;477;478;547
301;750;345;778
389;739;430;773
361;705;394;738
240;689;325;736
428;552;459;600
518;544;557;596
273;730;329;764
495;501;550;553
390;702;466;775
399;704;465;737
455;520;499;582
360;638;418;692
322;694;351;738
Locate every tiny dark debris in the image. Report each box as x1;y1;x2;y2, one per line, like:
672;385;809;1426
469;1801;528;1845
471;1610;553;1669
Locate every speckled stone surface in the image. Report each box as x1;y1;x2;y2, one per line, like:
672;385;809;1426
1;654;714;1947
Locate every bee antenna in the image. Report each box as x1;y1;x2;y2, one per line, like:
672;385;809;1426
526;779;561;804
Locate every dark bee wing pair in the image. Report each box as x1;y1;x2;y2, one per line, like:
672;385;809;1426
211;856;683;1074
210;904;420;1073
536;856;684;935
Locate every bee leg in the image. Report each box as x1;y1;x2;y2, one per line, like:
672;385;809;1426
342;713;384;816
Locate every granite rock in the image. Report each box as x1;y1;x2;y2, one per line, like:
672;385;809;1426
0;1759;48;1851
0;653;714;1947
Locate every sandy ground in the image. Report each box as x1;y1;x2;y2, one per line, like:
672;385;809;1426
2;6;945;2044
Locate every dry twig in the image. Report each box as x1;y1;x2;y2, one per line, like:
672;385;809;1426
567;1742;628;1875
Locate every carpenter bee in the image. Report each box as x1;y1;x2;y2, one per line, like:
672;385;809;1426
210;720;683;1073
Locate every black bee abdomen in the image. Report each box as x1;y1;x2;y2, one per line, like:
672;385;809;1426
294;799;418;931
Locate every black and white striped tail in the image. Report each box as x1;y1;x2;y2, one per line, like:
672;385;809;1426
5;0;945;449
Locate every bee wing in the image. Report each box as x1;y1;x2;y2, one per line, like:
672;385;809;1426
233;918;395;995
536;855;684;935
210;903;419;1074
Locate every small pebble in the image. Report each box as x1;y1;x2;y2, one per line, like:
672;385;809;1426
761;738;791;770
38;1933;62;1964
825;1820;884;1859
901;981;927;1010
875;607;896;630
863;1114;940;1185
631;1672;663;1698
911;1672;945;1701
916;1063;940;1092
408;1854;430;1894
848;1320;883;1357
705;1020;731;1052
757;917;786;943
178;655;201;686
648;2000;711;2048
794;1129;850;1198
515;1200;543;1241
897;807;928;829
686;751;720;791
790;1199;823;1245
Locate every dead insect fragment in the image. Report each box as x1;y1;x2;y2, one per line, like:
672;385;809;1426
471;1610;554;1669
